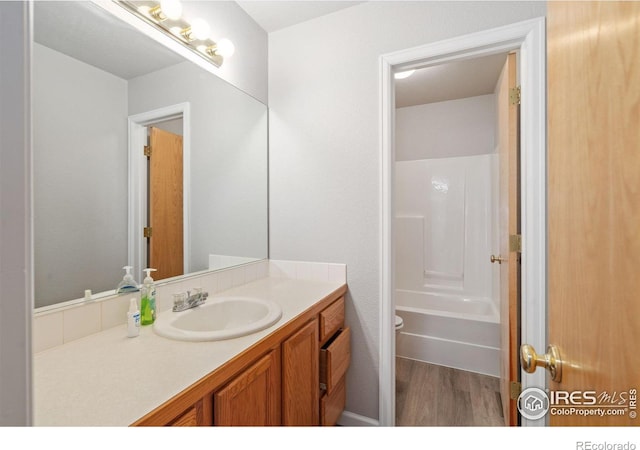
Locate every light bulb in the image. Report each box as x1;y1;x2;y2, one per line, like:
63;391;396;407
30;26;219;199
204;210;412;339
189;18;210;40
160;0;182;20
394;70;415;80
216;38;235;58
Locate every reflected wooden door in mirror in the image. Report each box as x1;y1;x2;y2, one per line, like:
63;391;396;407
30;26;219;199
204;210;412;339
148;126;184;280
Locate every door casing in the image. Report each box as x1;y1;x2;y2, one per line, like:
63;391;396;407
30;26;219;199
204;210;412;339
378;17;547;426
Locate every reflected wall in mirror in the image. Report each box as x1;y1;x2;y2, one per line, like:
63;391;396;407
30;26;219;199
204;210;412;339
33;1;268;308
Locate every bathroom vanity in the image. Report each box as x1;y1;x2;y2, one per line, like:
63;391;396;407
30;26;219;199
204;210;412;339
33;276;349;426
134;283;349;426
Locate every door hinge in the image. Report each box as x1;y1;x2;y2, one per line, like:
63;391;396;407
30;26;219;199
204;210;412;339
510;86;521;105
510;234;522;253
143;227;152;238
144;145;152;158
510;381;522;400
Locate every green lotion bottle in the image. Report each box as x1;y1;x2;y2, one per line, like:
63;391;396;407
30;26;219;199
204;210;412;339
140;268;157;325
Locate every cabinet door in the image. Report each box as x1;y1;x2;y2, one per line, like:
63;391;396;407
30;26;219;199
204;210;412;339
214;350;280;426
282;318;319;425
167;398;212;426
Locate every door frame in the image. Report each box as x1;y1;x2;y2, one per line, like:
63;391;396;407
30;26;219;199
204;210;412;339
378;17;547;426
128;102;191;281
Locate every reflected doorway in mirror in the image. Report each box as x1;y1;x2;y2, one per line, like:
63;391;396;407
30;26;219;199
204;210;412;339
129;103;191;283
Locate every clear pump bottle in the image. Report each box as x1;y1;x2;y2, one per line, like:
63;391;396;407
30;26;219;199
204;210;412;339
127;298;140;337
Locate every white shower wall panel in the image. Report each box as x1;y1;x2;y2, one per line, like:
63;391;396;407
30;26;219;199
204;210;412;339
395;154;497;302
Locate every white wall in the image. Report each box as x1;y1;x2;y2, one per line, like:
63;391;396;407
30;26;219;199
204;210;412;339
269;1;546;422
396;94;496;161
128;61;268;273
33;43;128;308
0;1;32;425
180;1;268;104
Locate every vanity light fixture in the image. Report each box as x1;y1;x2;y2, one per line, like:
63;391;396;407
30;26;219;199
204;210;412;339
115;0;234;67
205;38;235;58
159;0;182;20
138;0;181;21
180;18;210;41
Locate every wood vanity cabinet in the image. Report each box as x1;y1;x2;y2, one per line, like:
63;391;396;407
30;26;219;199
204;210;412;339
282;318;319;425
214;350;281;426
133;287;349;427
166;398;210;426
280;296;350;426
319;297;350;426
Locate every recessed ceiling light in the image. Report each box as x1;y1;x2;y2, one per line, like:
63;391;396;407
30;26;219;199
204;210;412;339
394;69;415;80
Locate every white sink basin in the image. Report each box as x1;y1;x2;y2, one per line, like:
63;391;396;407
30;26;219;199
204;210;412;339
153;296;282;342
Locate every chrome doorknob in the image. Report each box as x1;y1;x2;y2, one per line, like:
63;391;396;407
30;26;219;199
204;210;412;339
490;254;506;264
520;344;562;382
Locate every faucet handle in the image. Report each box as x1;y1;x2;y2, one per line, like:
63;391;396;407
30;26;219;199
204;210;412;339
172;292;187;310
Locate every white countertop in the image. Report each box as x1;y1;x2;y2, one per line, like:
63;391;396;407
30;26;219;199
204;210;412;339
33;277;345;426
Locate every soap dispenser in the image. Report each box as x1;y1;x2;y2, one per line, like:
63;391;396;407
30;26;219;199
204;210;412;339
140;268;157;326
116;266;139;294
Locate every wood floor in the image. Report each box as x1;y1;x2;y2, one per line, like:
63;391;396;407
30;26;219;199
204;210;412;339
396;357;505;426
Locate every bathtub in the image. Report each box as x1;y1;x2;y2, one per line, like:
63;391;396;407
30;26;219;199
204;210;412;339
395;289;501;377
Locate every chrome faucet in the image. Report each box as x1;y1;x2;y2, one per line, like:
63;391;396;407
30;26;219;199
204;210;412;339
172;289;208;312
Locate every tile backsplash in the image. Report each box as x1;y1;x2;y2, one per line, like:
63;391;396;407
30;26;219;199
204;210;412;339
269;259;347;284
32;259;346;354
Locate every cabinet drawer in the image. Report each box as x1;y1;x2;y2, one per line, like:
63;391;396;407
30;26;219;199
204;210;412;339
319;297;345;343
319;327;350;395
320;376;346;426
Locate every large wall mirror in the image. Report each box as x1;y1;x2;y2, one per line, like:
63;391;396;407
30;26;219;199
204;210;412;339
33;1;268;309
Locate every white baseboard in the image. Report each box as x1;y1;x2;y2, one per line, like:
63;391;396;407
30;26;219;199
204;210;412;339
337;410;380;426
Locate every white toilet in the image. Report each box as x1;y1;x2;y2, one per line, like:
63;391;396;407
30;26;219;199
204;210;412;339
395;314;404;335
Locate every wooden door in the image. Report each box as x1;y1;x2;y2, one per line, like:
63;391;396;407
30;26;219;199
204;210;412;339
148;127;183;281
547;1;640;426
497;52;520;426
282;319;319;425
214;351;281;426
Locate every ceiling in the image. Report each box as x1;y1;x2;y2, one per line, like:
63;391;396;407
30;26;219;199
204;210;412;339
34;1;183;80
35;1;507;107
236;1;365;33
395;53;509;108
234;1;508;107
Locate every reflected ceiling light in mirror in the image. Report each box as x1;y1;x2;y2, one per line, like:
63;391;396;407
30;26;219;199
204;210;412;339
394;69;415;80
116;1;234;67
